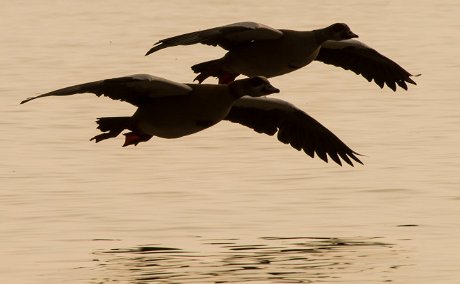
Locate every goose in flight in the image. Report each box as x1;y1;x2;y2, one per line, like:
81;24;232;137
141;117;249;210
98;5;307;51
20;74;362;166
146;22;417;91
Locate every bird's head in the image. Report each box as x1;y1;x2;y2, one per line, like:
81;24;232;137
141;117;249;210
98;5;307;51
327;23;359;40
230;76;280;98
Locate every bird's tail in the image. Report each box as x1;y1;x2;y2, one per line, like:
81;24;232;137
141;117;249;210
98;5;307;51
191;59;238;84
90;116;133;143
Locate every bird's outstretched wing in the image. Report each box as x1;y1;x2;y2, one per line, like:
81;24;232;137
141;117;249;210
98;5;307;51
225;97;363;166
20;74;192;106
145;21;283;55
316;39;418;91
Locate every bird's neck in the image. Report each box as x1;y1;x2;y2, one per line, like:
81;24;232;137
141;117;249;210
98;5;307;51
229;83;245;100
312;28;331;44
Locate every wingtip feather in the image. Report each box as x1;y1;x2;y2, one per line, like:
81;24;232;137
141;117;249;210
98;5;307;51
145;41;163;56
20;98;32;104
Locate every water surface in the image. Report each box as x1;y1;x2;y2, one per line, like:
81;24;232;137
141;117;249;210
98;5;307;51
2;1;460;283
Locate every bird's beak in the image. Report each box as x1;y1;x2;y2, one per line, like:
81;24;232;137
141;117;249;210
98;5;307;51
264;85;280;94
347;31;359;39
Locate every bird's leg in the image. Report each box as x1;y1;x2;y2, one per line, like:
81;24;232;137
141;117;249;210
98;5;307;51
122;132;153;147
218;73;238;84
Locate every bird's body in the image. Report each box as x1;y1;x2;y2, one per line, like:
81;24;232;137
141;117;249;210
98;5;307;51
133;83;233;138
21;74;362;166
221;30;320;78
146;22;417;90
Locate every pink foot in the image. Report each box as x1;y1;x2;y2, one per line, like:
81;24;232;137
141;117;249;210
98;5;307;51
123;132;141;147
122;132;152;147
218;73;238;84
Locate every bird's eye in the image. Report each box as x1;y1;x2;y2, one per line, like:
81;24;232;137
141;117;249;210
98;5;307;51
332;23;347;32
249;77;266;87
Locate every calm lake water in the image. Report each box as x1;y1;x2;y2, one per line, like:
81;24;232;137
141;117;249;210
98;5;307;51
2;0;460;283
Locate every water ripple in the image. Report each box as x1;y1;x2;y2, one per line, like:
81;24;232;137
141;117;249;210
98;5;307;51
92;236;403;283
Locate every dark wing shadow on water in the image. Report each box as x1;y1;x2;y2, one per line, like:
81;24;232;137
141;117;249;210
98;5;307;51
91;236;408;283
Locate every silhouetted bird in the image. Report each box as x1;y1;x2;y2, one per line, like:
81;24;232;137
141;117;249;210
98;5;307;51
146;22;417;90
21;74;362;166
